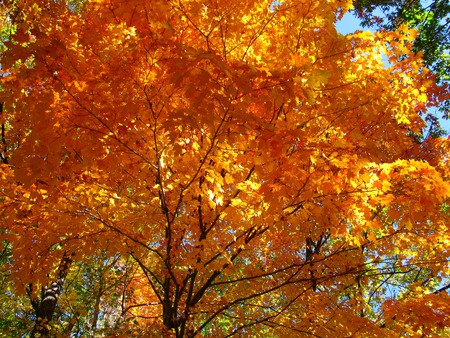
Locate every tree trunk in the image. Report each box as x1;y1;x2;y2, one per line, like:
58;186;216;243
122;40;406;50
30;252;72;338
90;282;103;337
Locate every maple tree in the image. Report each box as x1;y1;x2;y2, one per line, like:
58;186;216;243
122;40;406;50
1;0;450;337
353;0;449;79
353;0;450;117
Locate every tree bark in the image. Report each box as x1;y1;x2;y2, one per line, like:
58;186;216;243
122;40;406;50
30;252;73;338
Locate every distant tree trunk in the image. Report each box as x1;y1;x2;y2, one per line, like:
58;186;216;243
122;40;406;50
1;102;9;165
90;282;103;337
29;252;72;338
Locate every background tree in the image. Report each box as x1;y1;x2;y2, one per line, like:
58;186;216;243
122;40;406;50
353;0;450;118
1;0;450;337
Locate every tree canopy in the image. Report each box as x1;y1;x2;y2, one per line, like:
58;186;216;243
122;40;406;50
1;0;450;337
353;0;450;116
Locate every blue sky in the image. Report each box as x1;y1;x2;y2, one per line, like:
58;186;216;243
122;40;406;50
336;12;364;35
336;12;450;135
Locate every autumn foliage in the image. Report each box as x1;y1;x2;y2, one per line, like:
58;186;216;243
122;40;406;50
1;0;450;336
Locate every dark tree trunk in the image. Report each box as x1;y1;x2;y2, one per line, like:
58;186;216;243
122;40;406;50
29;252;73;338
1;102;9;165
